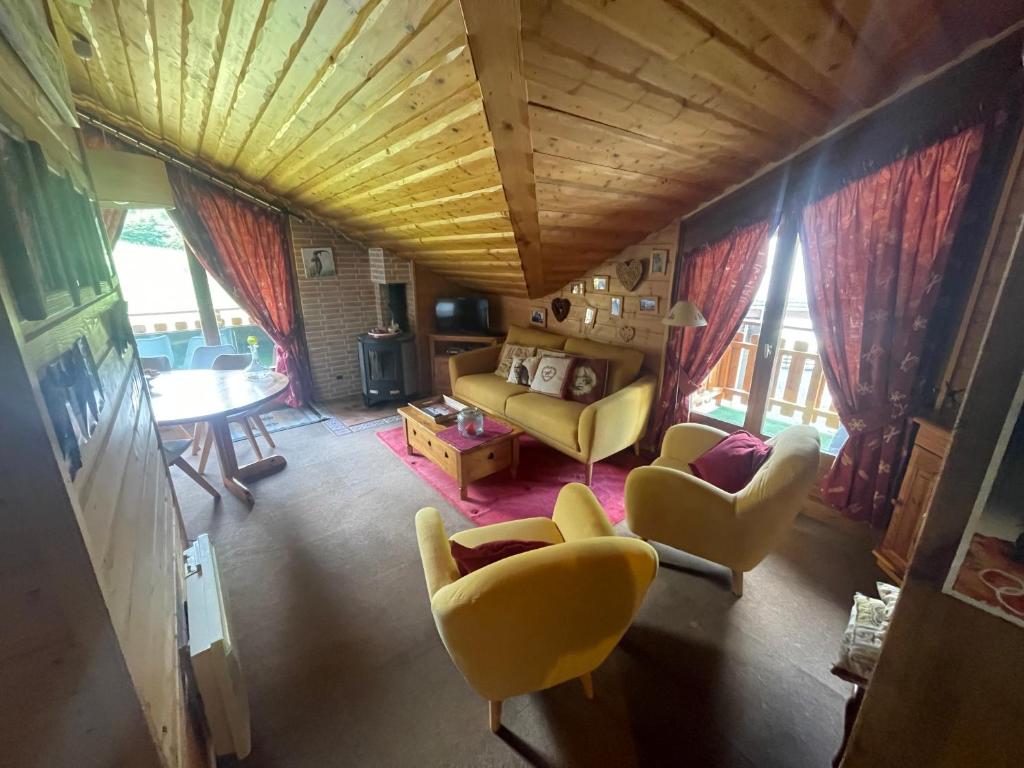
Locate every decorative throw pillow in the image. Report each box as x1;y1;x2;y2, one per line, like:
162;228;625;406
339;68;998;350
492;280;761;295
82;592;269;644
877;581;901;620
530;355;577;399
535;347;570;359
689;430;772;493
567;357;610;404
495;343;536;378
836;592;889;681
506;354;541;386
450;539;551;576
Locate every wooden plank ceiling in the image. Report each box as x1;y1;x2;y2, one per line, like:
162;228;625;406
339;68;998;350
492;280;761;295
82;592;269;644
51;0;1023;298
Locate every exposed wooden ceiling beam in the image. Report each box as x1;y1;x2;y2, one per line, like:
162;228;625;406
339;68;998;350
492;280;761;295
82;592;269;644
460;0;545;297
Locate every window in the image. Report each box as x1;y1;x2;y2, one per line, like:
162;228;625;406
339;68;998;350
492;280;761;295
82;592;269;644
112;208;273;368
691;225;845;453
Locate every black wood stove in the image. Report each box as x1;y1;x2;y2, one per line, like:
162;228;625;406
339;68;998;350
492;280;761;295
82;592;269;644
357;332;417;406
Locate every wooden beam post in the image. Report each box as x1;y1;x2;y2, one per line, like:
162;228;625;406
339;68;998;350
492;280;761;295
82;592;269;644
460;0;545;298
186;246;220;345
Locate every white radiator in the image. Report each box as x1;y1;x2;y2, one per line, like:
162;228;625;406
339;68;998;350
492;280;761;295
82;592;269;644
185;534;251;759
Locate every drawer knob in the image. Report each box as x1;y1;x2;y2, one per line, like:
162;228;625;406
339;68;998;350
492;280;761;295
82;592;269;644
487;452;495;460
444;451;449;458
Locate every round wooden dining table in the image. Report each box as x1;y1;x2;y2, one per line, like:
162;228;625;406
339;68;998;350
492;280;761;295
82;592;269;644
150;369;289;506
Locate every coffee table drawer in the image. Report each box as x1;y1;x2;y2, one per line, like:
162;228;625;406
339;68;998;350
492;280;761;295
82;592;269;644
407;422;458;474
462;439;513;484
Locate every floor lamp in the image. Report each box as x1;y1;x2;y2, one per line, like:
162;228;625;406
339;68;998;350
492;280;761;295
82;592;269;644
660;300;708;422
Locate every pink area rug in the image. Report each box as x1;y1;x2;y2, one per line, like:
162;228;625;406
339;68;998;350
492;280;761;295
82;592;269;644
376;426;643;527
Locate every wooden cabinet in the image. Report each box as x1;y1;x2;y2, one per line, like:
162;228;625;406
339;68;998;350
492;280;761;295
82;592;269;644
429;333;503;394
873;417;952;584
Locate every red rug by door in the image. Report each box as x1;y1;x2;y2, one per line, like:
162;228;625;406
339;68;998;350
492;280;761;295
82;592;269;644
376;427;642;527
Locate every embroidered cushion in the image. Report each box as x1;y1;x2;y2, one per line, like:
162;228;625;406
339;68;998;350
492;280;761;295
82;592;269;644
506;354;541;386
689;430;772;493
449;539;551;576
836;592;889;681
567;357;610;405
495;343;536;378
529;355;577;399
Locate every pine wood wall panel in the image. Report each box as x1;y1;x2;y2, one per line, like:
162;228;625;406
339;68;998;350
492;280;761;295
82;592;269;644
50;0;1023;298
1;7;200;764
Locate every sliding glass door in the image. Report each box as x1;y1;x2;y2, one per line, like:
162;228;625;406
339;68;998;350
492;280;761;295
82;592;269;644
690;221;844;452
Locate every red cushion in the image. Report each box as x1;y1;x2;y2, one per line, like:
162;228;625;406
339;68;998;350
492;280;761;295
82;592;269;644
689;430;772;493
449;538;551;576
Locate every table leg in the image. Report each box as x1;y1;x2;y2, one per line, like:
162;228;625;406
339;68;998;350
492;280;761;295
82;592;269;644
457;461;467;500
510;437;520;480
209;415;287;507
404;418;415;455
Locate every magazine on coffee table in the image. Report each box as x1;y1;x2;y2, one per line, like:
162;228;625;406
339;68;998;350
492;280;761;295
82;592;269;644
407;394;468;425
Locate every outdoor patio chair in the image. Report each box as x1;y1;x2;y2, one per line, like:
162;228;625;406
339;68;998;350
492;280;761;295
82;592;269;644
183;329;235;368
136;334;174;362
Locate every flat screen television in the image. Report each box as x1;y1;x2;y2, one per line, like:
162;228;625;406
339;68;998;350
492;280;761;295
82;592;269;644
435;297;490;334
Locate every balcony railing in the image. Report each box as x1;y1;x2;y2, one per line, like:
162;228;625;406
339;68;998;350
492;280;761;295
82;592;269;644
694;324;841;437
129;308;274;369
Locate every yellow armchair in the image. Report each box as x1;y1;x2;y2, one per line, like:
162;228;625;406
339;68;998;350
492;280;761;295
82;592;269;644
415;484;658;731
625;424;820;596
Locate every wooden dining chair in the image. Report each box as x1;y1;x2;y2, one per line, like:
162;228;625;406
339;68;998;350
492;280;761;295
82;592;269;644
141;355;172;372
196;353;277;475
159;425;220;501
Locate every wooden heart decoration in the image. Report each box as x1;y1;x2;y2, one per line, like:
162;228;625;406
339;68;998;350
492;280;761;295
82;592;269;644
551;297;571;322
618;325;636;343
616;259;644;292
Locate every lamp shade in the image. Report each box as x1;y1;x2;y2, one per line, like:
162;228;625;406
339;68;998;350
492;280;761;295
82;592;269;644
663;300;707;327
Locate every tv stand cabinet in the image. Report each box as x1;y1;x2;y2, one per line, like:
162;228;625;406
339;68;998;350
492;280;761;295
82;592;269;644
430;333;504;394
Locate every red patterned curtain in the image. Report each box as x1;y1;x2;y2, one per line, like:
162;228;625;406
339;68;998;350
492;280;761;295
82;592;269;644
800;126;984;526
165;166;311;407
100;208;127;246
653;220;771;441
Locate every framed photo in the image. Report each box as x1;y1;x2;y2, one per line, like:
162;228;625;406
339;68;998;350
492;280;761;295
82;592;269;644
651;248;668;274
638;296;660;314
591;275;610;292
609;295;624;318
530;307;547;327
583;306;597;326
570;280;586;295
301;247;336;278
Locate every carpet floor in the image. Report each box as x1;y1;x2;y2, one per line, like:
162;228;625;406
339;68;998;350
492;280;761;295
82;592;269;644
174;421;883;768
376;427;643;526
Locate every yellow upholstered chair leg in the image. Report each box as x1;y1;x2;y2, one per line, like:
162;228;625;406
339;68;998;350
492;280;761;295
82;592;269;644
585;462;594;485
489;700;502;733
731;570;744;597
580;672;594;700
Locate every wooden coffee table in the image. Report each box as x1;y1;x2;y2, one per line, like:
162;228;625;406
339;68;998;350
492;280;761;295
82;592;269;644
397;406;523;500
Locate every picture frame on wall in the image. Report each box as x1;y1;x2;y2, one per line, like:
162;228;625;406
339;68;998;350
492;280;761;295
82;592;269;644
591;275;610;292
638;296;660;314
570;280;586;296
651;248;668;274
583;306;597;326
301;247;336;278
609;296;624;317
530;307;547;327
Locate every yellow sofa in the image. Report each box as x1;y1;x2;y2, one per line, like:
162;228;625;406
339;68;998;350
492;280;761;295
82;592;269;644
449;326;657;483
415;483;658;731
624;423;820;596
